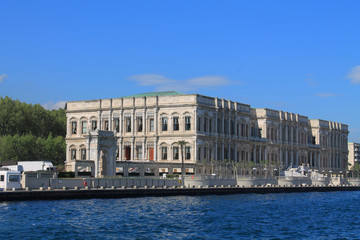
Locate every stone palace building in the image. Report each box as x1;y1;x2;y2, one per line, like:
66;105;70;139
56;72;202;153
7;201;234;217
65;91;349;177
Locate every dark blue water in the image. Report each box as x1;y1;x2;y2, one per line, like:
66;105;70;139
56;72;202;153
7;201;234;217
1;191;359;239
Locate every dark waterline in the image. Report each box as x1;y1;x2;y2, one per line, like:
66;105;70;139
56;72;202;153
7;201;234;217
1;191;360;239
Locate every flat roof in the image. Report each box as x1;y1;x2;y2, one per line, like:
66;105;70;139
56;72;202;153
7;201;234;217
123;91;184;98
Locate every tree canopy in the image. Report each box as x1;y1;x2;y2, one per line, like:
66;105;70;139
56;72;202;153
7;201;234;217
0;96;66;166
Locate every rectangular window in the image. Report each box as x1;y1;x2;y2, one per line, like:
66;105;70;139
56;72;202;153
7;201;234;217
173;117;179;131
126;117;131;132
72;121;77;134
162;147;167;160
173;147;179;160
81;149;86;160
185;116;191;130
218;119;222;133
185;146;191;160
162;117;168;131
137;117;143;132
104;120;109;131
0;175;4;182
204;118;207;132
197;117;201;131
149;118;154;132
71;149;76;160
82;121;87;134
209;119;212;133
136;146;142;160
8;175;19;182
114;118;120;132
91;120;97;131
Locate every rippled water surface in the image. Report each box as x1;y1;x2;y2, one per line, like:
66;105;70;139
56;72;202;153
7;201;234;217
1;191;360;239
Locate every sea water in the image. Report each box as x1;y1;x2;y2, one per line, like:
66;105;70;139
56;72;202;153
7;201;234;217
1;191;360;239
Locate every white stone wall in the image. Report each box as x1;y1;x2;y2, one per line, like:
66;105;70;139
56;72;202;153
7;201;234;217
65;93;349;174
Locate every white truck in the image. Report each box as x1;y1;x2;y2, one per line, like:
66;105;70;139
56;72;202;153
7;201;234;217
17;161;55;172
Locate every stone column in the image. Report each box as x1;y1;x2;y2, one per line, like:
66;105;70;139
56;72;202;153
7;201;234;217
131;140;134;161
143;110;146;134
253;145;256;163
215;142;218;161
221;142;225;161
98;111;101;131
119;110;123;134
234;144;237;163
155;109;158;134
142;141;145;161
264;147;268;165
154;140;158;162
131;109;135;135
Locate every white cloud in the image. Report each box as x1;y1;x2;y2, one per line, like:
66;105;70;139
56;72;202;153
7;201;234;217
188;76;230;87
348;66;360;84
130;74;177;86
130;74;231;92
0;74;8;83
42;101;66;110
315;93;338;98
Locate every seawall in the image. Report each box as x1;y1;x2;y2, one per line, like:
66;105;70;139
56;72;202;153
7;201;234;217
1;186;360;202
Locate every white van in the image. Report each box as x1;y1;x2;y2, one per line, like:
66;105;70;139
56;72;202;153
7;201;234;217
0;169;21;190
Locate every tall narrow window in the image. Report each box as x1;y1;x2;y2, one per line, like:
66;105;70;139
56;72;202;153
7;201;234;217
162;117;168;131
231;120;234;135
114;118;120;133
81;148;86;160
197;117;201;131
185;146;191;160
173;117;179;131
136;146;142;160
71;121;77;134
91;120;97;131
209;119;212;133
149;118;154;132
218;118;222;133
126;117;131;132
173;146;179;160
162;147;167;160
204;118;207;132
185;116;191;130
71;149;76;160
137;117;143;132
104;120;109;131
81;121;87;134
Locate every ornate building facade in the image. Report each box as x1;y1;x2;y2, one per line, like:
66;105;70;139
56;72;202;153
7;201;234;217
65;92;349;177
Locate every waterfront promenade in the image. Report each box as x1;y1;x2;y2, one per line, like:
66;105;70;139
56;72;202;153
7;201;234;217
2;185;360;202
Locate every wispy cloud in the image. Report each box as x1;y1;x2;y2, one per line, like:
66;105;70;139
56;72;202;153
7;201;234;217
315;93;338;98
0;74;8;83
130;74;233;92
42;101;66;110
348;66;360;84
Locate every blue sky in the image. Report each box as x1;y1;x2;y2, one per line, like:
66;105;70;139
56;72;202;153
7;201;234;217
0;1;359;141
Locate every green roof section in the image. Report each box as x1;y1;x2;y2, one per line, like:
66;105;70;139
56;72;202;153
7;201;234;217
123;91;184;98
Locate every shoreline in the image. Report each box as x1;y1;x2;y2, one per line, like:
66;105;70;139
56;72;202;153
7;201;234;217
1;185;360;202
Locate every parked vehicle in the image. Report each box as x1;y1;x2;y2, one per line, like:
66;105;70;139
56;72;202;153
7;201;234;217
17;161;55;172
0;169;21;190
